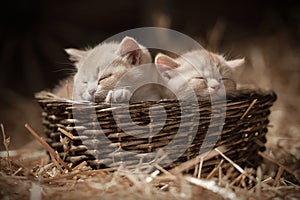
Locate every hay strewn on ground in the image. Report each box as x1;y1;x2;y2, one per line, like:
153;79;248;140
1;122;299;200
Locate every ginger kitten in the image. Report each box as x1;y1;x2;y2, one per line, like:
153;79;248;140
154;49;244;99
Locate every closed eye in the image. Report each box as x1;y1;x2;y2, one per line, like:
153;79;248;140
221;78;234;81
98;73;112;83
193;77;206;81
221;78;236;84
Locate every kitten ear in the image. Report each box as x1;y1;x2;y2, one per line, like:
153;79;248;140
118;36;141;65
226;58;245;78
155;53;179;79
226;58;245;69
65;48;87;62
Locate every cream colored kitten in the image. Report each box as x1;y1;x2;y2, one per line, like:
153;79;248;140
154;50;244;99
54;37;162;102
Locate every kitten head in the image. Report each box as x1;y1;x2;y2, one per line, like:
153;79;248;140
66;36;152;101
155;50;244;98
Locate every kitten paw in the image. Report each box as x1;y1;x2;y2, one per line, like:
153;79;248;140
105;88;132;103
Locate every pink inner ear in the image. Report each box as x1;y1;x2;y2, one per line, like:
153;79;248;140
156;56;179;70
156;63;174;74
155;55;179;79
119;37;140;56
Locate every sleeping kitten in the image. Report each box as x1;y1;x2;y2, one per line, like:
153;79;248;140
55;36;159;102
154;49;244;99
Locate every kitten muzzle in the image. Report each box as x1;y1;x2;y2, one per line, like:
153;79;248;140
94;91;108;103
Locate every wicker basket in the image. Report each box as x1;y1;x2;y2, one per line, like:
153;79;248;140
35;89;276;175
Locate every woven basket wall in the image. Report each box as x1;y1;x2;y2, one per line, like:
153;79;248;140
35;89;276;175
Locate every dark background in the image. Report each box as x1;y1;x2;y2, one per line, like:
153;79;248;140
0;0;299;96
0;0;299;178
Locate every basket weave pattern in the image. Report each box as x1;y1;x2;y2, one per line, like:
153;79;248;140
36;89;276;174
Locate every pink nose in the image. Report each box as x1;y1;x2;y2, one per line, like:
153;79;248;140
88;89;96;96
211;84;220;91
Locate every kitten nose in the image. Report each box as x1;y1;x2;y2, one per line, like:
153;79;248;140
211;84;220;91
88;89;96;96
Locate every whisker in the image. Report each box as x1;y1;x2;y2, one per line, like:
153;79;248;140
56;61;74;65
52;68;76;73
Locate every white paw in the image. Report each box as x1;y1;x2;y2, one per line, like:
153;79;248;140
105;88;132;103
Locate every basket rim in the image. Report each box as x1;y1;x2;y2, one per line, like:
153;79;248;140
35;88;277;105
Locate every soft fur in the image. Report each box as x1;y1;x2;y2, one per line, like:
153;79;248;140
54;37;164;102
155;49;244;99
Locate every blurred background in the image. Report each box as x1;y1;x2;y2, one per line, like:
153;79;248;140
0;0;299;178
